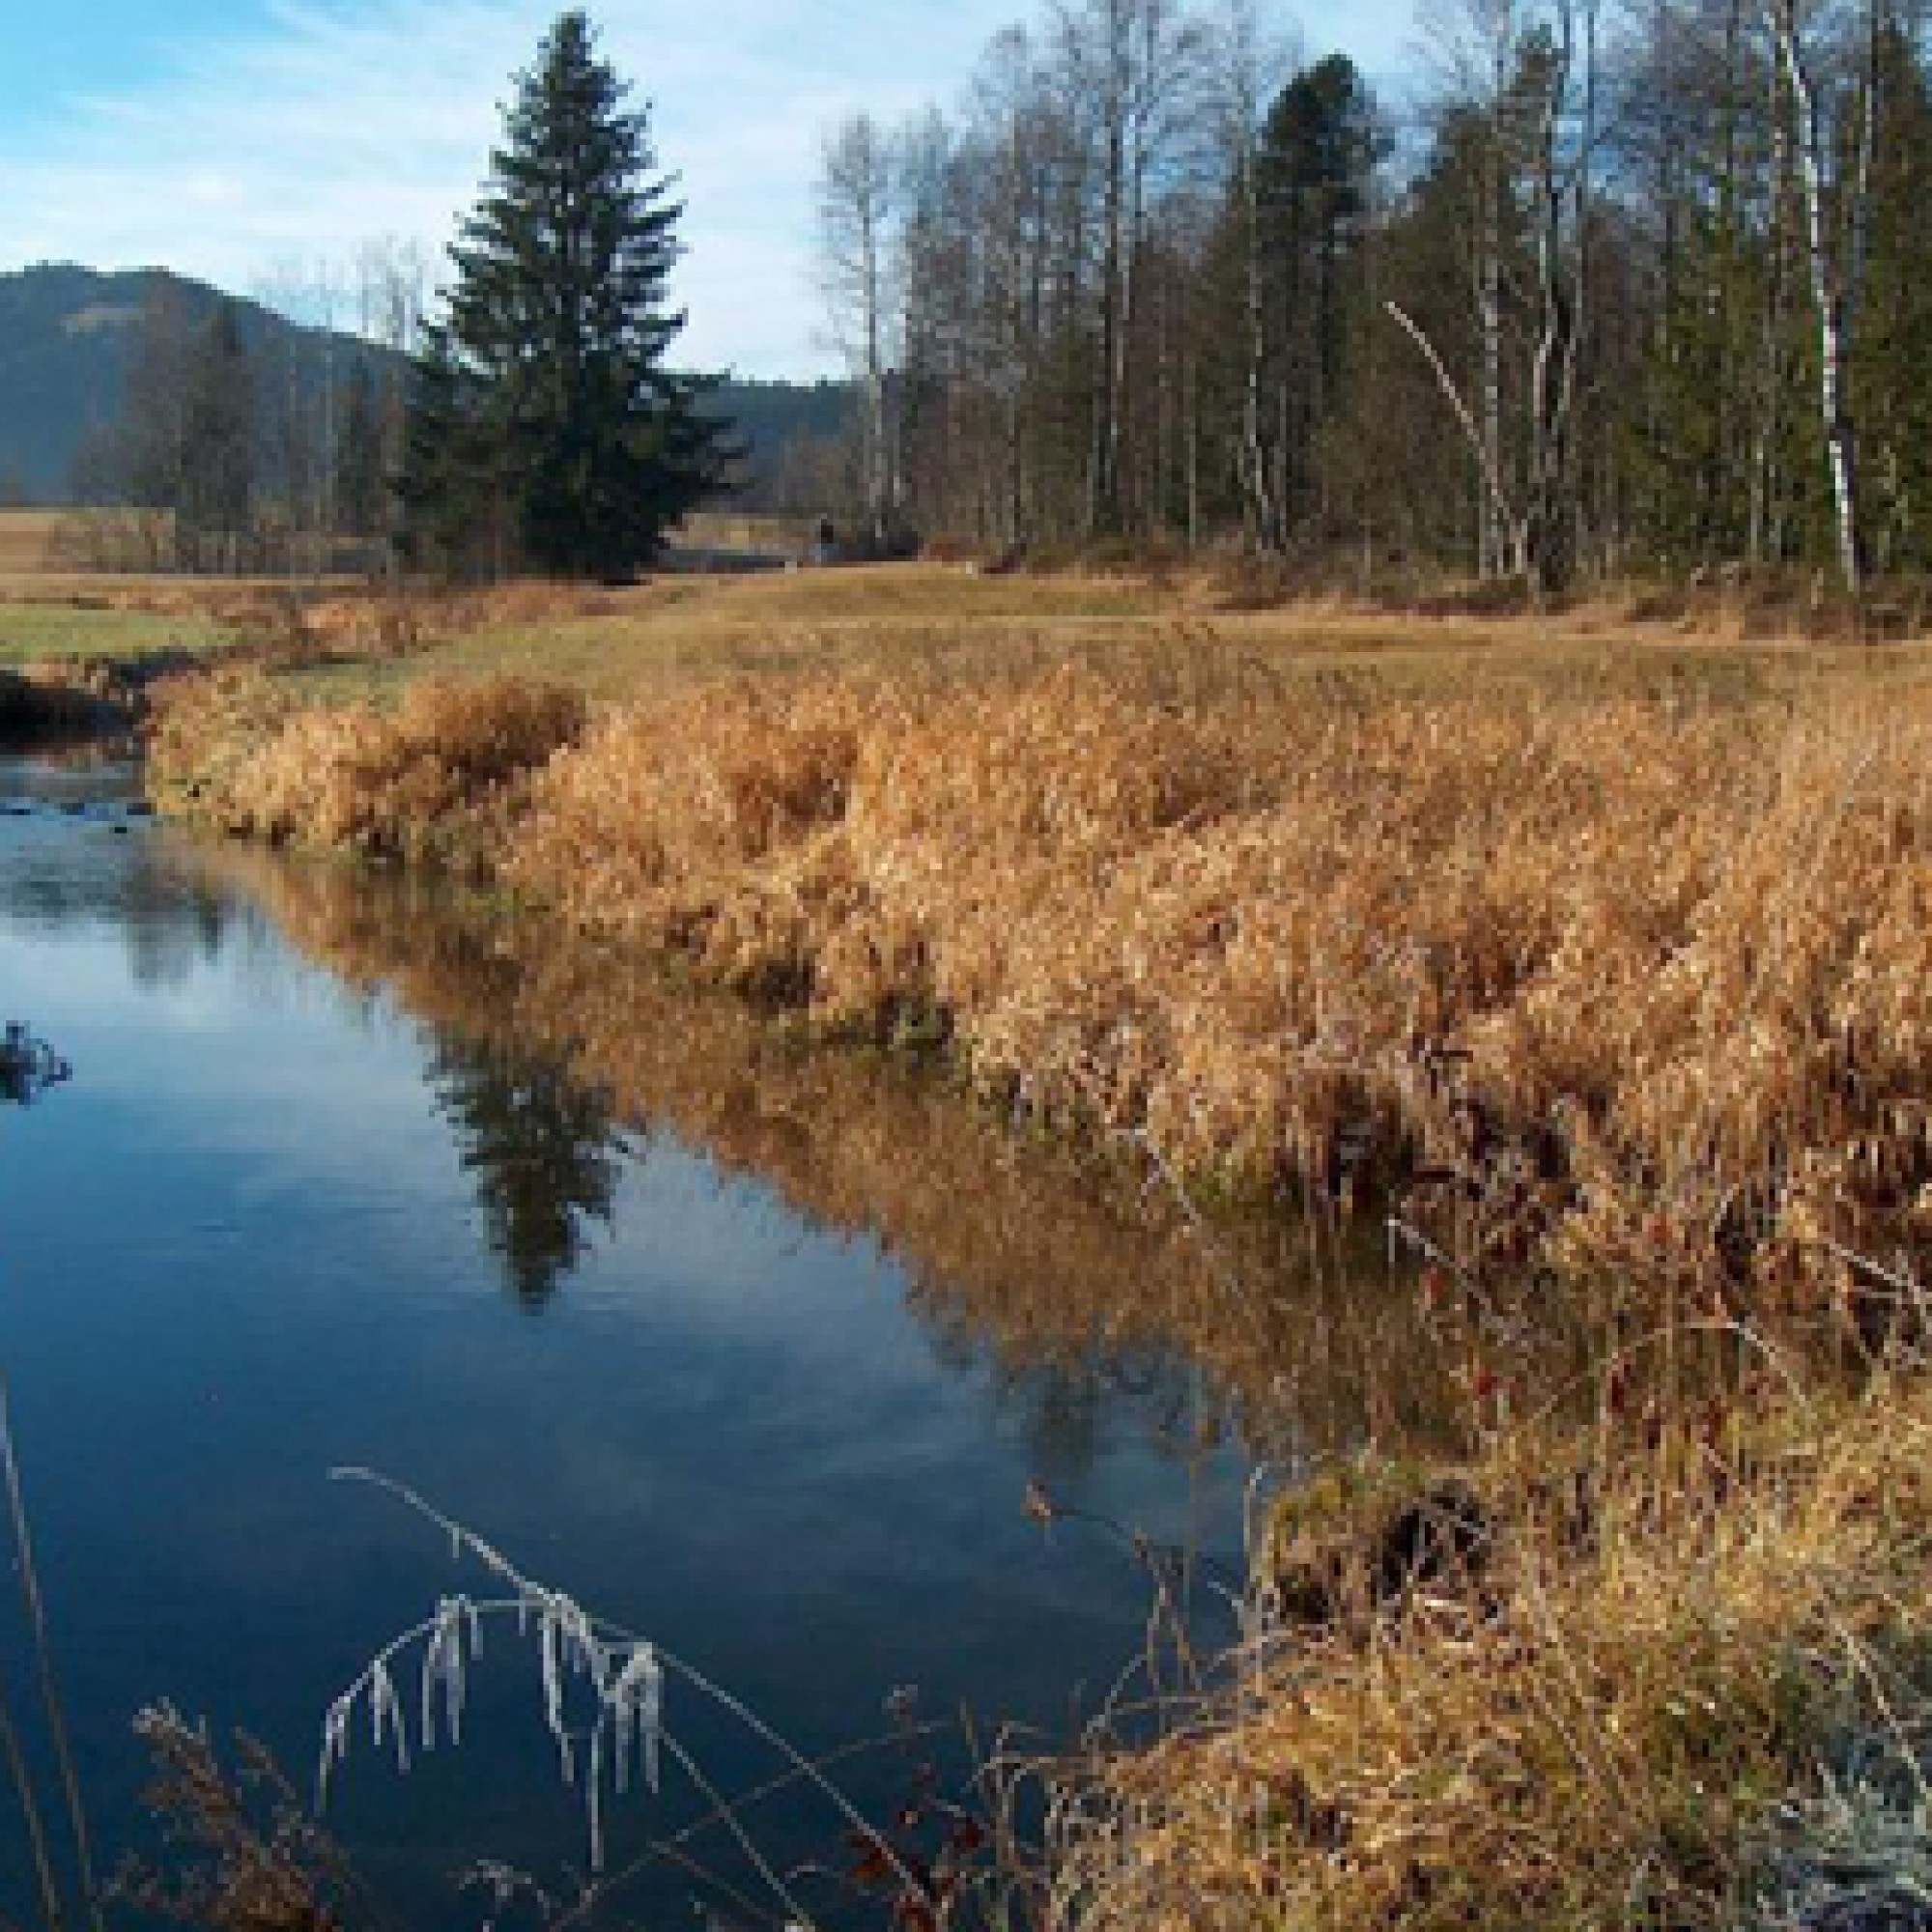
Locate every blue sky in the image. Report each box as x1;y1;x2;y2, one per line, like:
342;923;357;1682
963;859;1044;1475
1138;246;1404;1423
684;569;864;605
0;0;1420;378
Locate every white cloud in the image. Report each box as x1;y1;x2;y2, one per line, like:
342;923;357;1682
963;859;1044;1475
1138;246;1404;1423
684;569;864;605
0;0;1421;376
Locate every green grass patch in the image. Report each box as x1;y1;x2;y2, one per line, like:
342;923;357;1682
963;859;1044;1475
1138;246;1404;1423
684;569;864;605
0;601;237;666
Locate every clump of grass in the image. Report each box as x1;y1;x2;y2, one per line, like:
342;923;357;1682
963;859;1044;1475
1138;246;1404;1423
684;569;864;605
1048;1357;1932;1928
151;669;582;870
117;1706;360;1932
155;656;1932;1328
511;669;1932;1326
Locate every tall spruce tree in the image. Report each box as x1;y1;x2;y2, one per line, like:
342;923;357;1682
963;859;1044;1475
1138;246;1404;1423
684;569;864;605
1254;55;1382;547
399;11;730;580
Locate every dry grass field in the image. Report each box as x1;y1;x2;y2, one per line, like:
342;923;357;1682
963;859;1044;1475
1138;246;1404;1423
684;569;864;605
0;508;63;576
128;566;1932;1922
230;561;1932;717
0;511;242;664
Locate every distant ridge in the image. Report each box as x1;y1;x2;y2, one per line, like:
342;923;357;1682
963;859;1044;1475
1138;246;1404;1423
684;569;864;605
0;264;280;501
0;262;851;506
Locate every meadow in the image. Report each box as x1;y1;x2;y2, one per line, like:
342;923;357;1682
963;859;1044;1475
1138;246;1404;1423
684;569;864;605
64;559;1932;1919
0;511;241;666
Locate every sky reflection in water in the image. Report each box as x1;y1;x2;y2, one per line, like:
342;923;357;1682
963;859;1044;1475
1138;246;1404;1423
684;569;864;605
0;768;1254;1925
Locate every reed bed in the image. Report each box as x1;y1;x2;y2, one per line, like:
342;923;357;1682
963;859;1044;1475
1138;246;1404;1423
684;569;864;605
147;625;1932;1922
151;669;582;868
152;656;1932;1317
492;669;1929;1325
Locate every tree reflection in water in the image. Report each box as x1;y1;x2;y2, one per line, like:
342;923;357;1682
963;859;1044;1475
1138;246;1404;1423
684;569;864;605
158;838;1482;1462
428;1033;628;1308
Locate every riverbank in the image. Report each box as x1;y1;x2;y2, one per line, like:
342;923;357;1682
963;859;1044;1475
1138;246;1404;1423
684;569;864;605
139;568;1932;1922
0;661;139;744
148;614;1932;1308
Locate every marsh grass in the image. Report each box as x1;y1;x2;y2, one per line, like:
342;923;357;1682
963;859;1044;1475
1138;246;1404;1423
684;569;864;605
142;576;1932;1922
1046;1334;1932;1929
151;673;582;869
234;663;1927;1336
152;629;1932;1349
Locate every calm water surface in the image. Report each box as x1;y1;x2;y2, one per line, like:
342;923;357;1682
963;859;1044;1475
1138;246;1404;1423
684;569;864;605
0;758;1277;1926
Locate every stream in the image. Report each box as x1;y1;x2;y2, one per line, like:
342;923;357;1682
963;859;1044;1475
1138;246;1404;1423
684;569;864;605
0;753;1445;1927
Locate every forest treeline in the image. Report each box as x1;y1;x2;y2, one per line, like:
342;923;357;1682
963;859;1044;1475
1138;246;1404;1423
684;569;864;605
814;0;1932;591
66;259;421;577
48;253;834;576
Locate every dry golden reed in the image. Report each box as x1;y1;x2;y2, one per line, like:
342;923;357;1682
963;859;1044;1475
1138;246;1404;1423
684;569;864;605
154;655;1932;1323
1051;1365;1932;1928
151;668;582;868
513;669;1932;1320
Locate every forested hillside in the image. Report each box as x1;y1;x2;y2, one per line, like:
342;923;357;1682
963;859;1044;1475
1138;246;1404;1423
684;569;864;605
0;264;846;528
0;266;273;502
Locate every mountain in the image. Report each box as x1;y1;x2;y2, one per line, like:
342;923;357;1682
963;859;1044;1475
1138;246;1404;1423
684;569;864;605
0;265;220;501
0;264;388;503
0;263;851;507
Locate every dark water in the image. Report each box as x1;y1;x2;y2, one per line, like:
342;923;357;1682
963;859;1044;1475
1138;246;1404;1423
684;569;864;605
0;758;1308;1928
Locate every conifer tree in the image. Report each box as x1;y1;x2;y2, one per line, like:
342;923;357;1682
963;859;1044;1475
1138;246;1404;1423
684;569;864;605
1859;19;1932;573
399;11;730;580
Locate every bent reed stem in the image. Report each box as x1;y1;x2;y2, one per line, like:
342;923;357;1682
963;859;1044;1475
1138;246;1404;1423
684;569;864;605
326;1465;941;1918
0;1337;102;1932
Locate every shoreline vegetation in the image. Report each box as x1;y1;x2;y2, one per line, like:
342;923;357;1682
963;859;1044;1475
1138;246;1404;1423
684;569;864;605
54;562;1932;1920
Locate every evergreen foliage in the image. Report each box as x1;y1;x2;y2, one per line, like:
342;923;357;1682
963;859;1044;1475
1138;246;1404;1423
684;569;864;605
1253;55;1383;543
1859;20;1932;573
181;303;255;564
399;11;731;580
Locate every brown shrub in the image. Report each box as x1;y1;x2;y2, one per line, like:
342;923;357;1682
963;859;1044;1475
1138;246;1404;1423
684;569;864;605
157;650;1932;1322
150;671;582;869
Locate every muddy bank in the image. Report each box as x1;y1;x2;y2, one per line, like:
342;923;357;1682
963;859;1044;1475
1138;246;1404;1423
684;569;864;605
0;663;133;747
